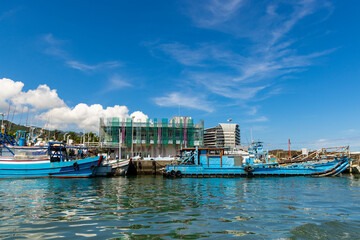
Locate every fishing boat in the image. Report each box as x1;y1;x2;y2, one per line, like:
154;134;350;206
0;132;107;179
163;142;352;177
106;158;130;176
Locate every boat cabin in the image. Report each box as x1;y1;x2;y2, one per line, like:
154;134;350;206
178;142;273;168
178;147;248;168
48;142;68;162
15;131;28;146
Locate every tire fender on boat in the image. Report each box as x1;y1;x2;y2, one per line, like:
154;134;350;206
73;162;80;171
175;170;182;177
244;165;254;172
90;165;96;171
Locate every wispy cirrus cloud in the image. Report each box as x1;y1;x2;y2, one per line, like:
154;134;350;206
154;92;214;112
187;72;268;100
159;43;209;66
0;8;21;22
187;0;333;41
187;0;244;27
42;33;122;73
66;60;121;72
151;0;334;119
245;116;269;123
102;74;132;93
158;42;245;67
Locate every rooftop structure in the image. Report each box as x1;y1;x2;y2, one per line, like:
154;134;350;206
99;117;204;158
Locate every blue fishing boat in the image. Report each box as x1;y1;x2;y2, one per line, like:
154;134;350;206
0;133;106;178
163;142;352;177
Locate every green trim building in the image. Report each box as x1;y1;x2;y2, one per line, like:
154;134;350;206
99;117;204;158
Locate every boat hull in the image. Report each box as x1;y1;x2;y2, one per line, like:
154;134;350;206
108;159;130;176
0;156;102;179
164;158;350;177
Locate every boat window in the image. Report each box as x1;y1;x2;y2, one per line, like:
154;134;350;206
208;149;222;156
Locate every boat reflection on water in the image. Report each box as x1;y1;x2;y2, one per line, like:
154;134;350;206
1;176;360;239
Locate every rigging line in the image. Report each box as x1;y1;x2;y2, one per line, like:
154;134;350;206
8;106;16;132
6;101;11;122
19;106;24;126
25;108;29;127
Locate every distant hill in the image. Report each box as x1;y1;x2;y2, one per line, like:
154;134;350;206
2;120;99;143
3;120;33;134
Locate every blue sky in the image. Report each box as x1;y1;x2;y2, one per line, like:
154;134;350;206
0;0;360;150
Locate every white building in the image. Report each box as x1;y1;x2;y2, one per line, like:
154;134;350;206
204;123;240;150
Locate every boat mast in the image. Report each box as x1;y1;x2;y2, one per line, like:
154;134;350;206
8;106;16;132
288;138;291;160
251;125;253;144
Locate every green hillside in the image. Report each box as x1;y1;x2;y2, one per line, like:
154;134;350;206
2;120;99;144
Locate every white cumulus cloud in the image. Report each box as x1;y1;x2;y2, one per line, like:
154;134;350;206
0;78;23;110
13;84;66;110
39;104;131;132
0;77;148;132
130;111;149;122
0;78;65;111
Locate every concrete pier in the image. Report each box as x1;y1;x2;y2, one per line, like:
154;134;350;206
128;160;173;175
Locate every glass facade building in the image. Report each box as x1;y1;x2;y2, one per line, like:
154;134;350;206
99;117;204;158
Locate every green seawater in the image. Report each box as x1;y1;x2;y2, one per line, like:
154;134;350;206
1;175;360;239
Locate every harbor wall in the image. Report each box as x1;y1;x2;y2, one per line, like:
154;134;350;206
127;160;173;175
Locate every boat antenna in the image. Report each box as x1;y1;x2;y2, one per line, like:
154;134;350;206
8;106;16;132
19;106;24;126
288;138;291;160
246;137;250;146
6;101;11;131
25;108;29;128
251;124;253;144
6;101;11;122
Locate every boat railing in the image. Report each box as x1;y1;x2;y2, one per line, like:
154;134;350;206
0;143;15;157
290;146;350;163
0;146;14;157
0;133;16;146
12;147;48;156
178;149;198;165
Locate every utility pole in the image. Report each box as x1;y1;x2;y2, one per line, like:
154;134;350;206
119;128;122;161
131;116;135;158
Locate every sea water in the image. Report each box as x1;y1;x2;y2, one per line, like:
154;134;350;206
1;175;360;239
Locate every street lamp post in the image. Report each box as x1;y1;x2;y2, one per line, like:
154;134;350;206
131;116;135;158
0;113;4;141
63;132;69;142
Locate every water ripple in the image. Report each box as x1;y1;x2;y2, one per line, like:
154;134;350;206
0;175;360;239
